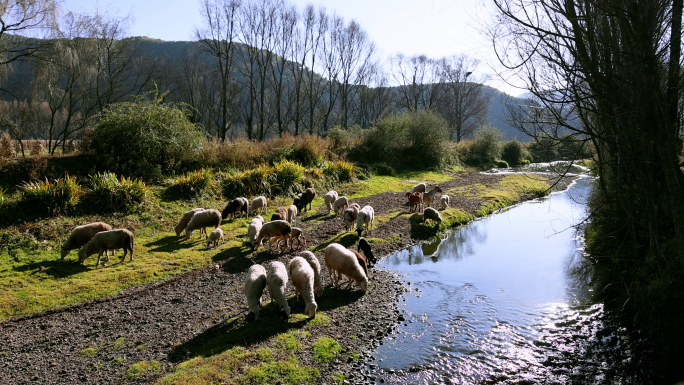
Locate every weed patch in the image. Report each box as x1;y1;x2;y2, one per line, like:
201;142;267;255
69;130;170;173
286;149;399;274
126;360;162;378
312;337;342;363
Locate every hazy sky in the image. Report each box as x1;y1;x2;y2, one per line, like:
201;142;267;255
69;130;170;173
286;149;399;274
62;0;523;96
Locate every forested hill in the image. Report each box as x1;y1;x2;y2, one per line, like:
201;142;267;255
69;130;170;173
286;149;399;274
0;35;530;141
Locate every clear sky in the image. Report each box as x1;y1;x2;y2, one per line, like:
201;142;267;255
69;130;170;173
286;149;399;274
62;0;524;96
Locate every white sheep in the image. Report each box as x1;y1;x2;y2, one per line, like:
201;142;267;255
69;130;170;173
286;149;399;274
343;205;359;232
174;208;204;236
78;229;134;266
440;195;450;209
266;261;291;321
244;264;267;320
333;196;349;216
206;228;224;249
61;222;113;260
423;186;443;208
355;205;375;237
423;207;443;225
249;196;268;216
300;250;323;297
185;209;222;239
324;243;368;291
324;191;339;214
248;215;265;249
287;204;298;224
253;220;292;252
411;183;427;194
288;256;317;318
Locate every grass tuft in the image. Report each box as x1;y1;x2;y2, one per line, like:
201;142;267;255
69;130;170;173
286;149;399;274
312;337;342;363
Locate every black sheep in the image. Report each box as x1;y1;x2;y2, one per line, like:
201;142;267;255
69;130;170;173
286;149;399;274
357;238;377;267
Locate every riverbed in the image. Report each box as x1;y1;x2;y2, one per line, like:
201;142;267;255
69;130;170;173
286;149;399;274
369;173;649;384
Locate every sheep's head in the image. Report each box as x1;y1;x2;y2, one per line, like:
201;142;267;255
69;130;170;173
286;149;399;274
77;248;89;264
306;303;317;319
60;246;69;260
279;307;289;322
356;227;363;237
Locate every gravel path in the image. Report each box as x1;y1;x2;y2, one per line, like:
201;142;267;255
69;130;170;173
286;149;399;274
0;171;573;384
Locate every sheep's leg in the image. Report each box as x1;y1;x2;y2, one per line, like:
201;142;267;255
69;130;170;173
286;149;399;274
96;251;104;266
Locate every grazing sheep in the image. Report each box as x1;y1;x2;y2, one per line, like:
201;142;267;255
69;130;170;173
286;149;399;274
288;227;306;250
206;228;224;249
348;203;360;211
271;206;288;222
294;187;316;212
174;208;204;236
78;229;134;266
440;195;450;209
249;196;268;216
244;264;267;320
266;261;291;321
355;205;375;237
411;183;427;194
333;196;349;216
186;209;222;239
423;207;443;225
423;186;443;208
357;238;377;267
324;243;368;291
61;222;113;260
253;220;292;252
324;191;338;214
406;192;422;213
221;198;248;219
349;248;369;278
248;215;265;249
287;205;298;224
343;205;359;231
288;257;317;318
300;250;323;297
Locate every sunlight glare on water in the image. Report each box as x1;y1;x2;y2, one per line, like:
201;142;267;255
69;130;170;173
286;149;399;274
371;175;645;384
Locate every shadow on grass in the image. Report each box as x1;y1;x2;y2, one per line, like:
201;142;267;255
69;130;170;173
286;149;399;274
311;232;358;253
168;287;364;362
145;235;200;253
12;259;88;278
301;212;330;223
213;245;296;274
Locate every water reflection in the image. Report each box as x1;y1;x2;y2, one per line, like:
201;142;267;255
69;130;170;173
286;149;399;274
370;176;649;384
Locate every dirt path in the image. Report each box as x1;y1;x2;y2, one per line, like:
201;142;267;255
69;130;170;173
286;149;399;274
0;171;572;384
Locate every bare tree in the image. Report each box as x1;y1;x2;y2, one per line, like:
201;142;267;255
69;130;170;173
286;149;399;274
0;0;58;98
356;62;393;128
195;0;241;140
268;2;297;136
492;0;684;277
391;54;441;112
436;55;490;141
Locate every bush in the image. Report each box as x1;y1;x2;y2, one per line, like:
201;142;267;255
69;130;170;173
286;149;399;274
83;172;150;212
323;160;355;182
83;92;206;180
271;160;304;195
221;165;272;198
165;169;218;199
527;133;592;162
355;110;449;170
20;175;81;216
501;140;531;167
467;125;505;169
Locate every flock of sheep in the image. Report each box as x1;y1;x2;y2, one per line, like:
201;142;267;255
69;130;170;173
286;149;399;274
59;182;450;321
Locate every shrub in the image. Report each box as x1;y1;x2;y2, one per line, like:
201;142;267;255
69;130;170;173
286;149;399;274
0;187;7;214
83;91;206;180
165;169;217;199
271;160;304;195
467;125;505;169
20;175;82;216
323;160;355;182
0;133;15;158
355;110;449;170
221;164;271;198
83;172;150;212
501;140;531;167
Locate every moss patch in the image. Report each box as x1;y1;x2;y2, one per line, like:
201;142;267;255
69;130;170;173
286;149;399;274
312;337;342;363
126;360;162;378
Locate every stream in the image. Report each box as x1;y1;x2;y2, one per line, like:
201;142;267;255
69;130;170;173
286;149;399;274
368;165;650;384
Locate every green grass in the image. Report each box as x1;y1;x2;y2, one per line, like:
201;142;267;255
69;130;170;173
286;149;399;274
157;346;319;385
343;170;454;199
80;346;99;357
126;360;162;378
312;337;342;363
